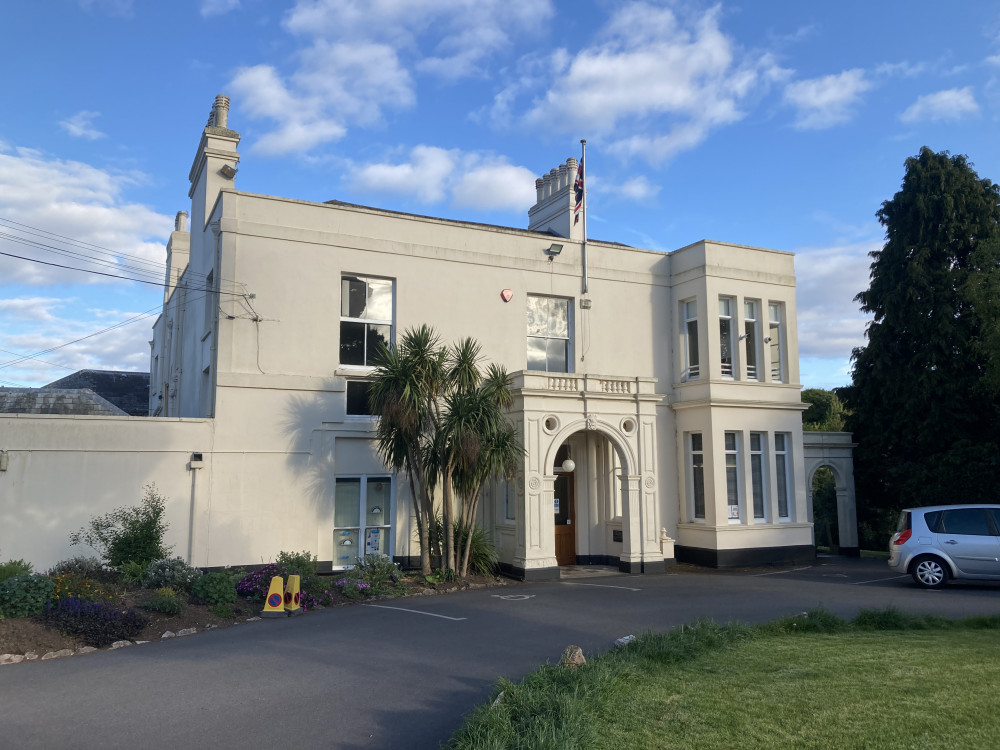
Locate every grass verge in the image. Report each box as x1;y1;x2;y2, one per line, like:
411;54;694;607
445;608;1000;749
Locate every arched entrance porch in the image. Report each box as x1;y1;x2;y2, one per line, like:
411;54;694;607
802;432;859;556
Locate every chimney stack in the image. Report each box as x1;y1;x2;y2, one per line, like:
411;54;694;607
527;157;582;241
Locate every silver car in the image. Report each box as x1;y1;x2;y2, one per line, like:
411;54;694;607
888;504;1000;588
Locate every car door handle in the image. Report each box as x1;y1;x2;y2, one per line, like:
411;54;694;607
944;539;959;545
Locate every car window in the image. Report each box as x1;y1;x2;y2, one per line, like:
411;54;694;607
989;509;1000;536
938;508;991;536
922;510;941;532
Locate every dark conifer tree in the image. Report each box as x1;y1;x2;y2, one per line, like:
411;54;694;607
844;148;1000;543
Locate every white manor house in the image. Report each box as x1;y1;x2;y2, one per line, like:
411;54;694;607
0;96;859;577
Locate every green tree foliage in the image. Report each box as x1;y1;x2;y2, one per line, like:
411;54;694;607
801;388;847;431
368;326;522;577
844;148;1000;532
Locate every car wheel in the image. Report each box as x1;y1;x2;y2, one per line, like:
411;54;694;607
911;556;949;589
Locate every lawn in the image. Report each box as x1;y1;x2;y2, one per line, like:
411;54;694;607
446;609;1000;749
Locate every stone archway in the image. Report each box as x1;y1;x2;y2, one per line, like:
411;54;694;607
802;432;859;555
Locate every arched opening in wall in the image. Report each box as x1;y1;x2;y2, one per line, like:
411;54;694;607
812;466;839;553
549;429;631;568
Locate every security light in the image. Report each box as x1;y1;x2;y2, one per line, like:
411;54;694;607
544;243;563;257
219;164;238;179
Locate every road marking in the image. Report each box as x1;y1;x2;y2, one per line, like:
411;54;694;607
851;574;911;585
561;582;641;591
492;594;536;601
750;566;813;577
361;604;466;621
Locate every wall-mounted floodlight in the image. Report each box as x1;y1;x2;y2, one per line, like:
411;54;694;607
219;164;238;179
544;243;563;258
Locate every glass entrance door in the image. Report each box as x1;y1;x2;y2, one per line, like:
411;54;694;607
334;476;391;569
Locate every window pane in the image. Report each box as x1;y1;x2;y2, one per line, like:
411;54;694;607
340;321;366;365
548;298;569;338
775;433;786;451
745;300;757;320
687;320;699;371
526;296;547;336
342;276;368;318
719;297;731;316
751;454;765;518
334;479;361;527
691;433;702;452
776;455;788;517
750;433;761;451
346;381;372;415
335;529;360;566
366;278;392;321
367;324;391;365
685;300;697;319
745;321;757;378
546;338;568;373
366;477;390;526
720;317;733;375
693;456;705;519
527;336;547;370
725;432;736;451
726;457;739;516
940;509;991;536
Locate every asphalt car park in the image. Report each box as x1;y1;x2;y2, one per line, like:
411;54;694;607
4;556;998;750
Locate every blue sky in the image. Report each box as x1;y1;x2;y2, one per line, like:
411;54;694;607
1;0;998;389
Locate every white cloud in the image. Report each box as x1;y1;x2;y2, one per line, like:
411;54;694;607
349;145;535;211
0;298;61;322
794;241;875;360
525;3;789;162
59;111;106;140
200;0;240;17
784;69;872;130
232;0;553;155
899;87;980;123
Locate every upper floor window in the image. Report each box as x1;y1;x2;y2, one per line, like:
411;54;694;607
346;380;373;416
719;297;735;378
744;300;760;380
341;275;393;367
768;302;784;382
682;300;699;380
526;295;571;373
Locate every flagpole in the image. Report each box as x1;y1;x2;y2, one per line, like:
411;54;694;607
581;139;588;295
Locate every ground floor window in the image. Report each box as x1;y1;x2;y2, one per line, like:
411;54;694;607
689;433;705;519
725;432;741;521
750;432;767;519
775;433;790;519
334;476;391;568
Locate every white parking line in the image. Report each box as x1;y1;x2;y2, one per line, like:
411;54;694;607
852;574;911;585
561;582;641;591
750;566;813;577
362;604;467;621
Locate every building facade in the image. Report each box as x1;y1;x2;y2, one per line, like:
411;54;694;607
0;96;814;575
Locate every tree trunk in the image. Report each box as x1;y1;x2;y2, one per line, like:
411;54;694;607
458;482;483;577
442;462;455;572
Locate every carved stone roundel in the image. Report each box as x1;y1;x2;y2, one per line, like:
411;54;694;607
644;476;656;490
528;476;542;491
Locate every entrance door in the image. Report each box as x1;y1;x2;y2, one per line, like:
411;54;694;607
554;472;576;566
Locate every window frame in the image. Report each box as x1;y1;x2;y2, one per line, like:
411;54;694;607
749;432;767;520
682;299;700;381
340;274;395;369
768;302;785;383
719;296;735;379
725;431;742;523
689;432;706;520
526;294;573;374
333;475;393;569
775;432;791;520
744;299;760;380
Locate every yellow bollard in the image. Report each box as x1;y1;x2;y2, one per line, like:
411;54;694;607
284;574;304;616
260;576;287;618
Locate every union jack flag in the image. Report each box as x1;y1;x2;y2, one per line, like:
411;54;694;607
573;161;584;224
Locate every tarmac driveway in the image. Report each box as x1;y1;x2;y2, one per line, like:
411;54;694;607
4;556;998;749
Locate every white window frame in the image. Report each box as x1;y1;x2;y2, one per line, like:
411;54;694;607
768;302;785;383
689;432;706;520
744;300;760;380
340;274;394;369
526;295;573;373
725;431;742;523
749;432;767;520
333;475;393;569
774;433;791;520
682;299;700;381
719;296;735;378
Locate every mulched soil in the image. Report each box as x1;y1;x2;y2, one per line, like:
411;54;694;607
0;574;515;659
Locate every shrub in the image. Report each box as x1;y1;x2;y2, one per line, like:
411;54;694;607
47;555;116;583
0;573;56;618
51;573;109;603
142;557;202;592
349;554;402;596
275;550;317;576
0;558;33;583
236;563;283;602
209;602;233;618
143;587;183;616
192;571;236;606
69;484;171;568
117;560;146;586
38;597;148;647
334;577;372;599
455;523;499;577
